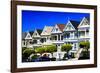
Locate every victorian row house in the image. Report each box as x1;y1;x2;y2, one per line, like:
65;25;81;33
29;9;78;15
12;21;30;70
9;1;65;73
22;17;90;58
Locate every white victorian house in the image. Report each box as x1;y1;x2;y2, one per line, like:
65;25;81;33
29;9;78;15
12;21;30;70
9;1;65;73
51;24;65;48
32;29;42;47
78;17;90;42
63;20;80;53
41;26;53;45
24;31;34;48
51;24;66;60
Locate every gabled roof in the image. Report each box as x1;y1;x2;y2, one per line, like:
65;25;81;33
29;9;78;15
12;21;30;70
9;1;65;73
22;32;27;39
70;20;80;29
29;31;34;36
57;24;65;31
41;26;53;36
36;29;42;35
25;31;33;40
78;17;90;28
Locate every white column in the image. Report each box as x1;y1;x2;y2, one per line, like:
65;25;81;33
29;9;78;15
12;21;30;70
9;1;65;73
85;29;86;38
72;32;74;39
46;37;47;42
57;35;58;41
37;39;40;44
60;35;62;40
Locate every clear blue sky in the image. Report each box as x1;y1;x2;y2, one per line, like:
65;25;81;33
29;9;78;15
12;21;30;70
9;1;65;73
22;10;90;32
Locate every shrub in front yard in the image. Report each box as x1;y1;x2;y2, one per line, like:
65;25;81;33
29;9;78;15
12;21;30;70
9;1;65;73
35;47;45;54
46;45;57;53
79;51;90;60
23;48;35;59
61;44;72;52
22;47;27;52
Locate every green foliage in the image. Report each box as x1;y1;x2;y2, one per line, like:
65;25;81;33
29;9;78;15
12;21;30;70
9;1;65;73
79;41;90;51
35;47;45;53
85;41;90;49
63;53;67;60
46;45;57;53
22;47;27;52
79;41;86;48
35;45;57;53
31;55;39;59
61;44;72;52
79;51;90;59
23;48;35;57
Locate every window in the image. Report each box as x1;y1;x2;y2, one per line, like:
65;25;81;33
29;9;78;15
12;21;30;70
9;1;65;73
23;41;25;45
74;43;76;49
86;29;89;33
61;35;63;40
66;32;70;38
56;28;58;31
67;24;72;30
75;32;77;37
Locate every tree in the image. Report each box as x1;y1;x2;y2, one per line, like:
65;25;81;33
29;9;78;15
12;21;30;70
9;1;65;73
85;41;90;51
61;44;72;52
61;44;72;59
79;41;86;48
79;41;90;51
79;41;90;59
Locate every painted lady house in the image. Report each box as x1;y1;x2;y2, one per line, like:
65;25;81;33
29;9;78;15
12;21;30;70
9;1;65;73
32;29;42;47
78;17;90;42
51;24;66;60
41;26;53;45
22;31;34;48
63;20;80;54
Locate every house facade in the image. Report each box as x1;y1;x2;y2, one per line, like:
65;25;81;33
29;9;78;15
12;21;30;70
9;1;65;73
41;26;53;44
23;31;34;48
63;20;80;53
32;29;42;47
78;17;90;42
51;24;65;51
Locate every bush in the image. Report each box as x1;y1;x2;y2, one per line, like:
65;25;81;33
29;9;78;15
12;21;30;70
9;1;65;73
35;47;45;54
22;47;27;52
79;51;90;60
35;45;57;54
31;55;39;59
46;45;57;53
23;48;35;58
